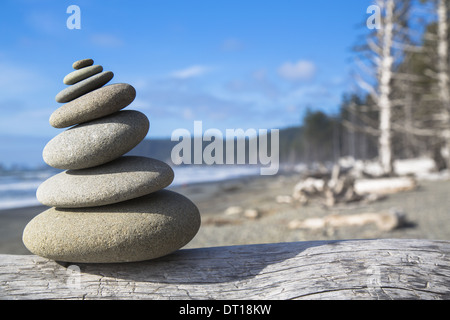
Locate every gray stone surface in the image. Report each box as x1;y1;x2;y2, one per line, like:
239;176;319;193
63;65;103;85
23;190;201;263
72;59;94;70
50;83;136;128
55;71;114;103
43;110;149;170
37;156;174;208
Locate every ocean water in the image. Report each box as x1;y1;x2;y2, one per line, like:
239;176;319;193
0;165;262;210
0;168;59;210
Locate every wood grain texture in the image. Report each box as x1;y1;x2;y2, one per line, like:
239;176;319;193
1;239;449;300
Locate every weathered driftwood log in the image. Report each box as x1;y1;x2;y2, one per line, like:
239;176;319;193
354;177;417;195
1;239;449;300
288;210;406;232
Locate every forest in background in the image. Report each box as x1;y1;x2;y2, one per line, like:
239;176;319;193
277;0;450;172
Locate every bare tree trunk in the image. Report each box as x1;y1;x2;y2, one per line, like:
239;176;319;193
349;110;356;158
378;0;395;175
404;90;415;158
437;0;450;169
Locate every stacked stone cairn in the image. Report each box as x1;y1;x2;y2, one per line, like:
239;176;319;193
23;59;201;263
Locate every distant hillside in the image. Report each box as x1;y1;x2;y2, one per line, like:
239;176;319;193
127;138;176;163
127;126;306;165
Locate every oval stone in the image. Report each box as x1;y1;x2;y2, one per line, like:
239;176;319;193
50;83;136;128
63;65;103;85
72;59;94;70
55;71;114;103
43;110;149;170
23;190;201;263
37;156;174;208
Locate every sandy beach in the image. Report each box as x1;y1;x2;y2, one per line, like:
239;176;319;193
1;172;449;255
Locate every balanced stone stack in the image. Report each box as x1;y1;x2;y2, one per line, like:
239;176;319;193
23;59;201;263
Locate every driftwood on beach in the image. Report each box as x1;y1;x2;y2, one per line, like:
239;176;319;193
290;161;419;208
288;210;406;231
1;239;449;300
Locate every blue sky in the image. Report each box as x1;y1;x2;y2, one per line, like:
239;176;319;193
0;0;372;167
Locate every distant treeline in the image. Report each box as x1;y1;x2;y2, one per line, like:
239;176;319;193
128;108;379;165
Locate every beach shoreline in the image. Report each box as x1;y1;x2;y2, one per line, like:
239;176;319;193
2;172;450;255
0;172;274;255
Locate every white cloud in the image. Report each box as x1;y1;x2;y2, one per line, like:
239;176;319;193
0;62;51;97
26;11;61;36
221;38;244;52
90;33;124;48
169;65;210;79
252;68;267;81
286;105;299;113
132;98;152;110
183;108;195;120
278;60;317;81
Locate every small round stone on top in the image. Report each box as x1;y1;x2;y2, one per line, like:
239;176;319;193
72;59;94;70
